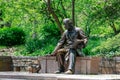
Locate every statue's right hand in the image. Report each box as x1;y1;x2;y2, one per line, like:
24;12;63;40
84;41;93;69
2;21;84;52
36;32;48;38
45;53;56;57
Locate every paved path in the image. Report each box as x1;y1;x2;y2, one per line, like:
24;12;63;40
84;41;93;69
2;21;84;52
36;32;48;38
0;72;120;80
0;79;26;80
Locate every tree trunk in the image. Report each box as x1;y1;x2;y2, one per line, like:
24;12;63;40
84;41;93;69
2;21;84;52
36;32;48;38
72;0;75;26
47;0;64;34
60;0;67;18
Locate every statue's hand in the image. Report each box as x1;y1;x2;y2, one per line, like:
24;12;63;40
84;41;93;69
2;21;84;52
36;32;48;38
45;53;56;57
72;39;82;48
84;38;87;44
57;49;66;53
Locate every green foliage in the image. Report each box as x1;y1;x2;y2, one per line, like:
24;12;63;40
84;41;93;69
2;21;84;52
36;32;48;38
25;38;44;53
74;0;120;36
88;0;120;34
0;0;120;56
25;23;60;55
83;35;105;56
41;24;61;39
34;39;57;56
0;27;25;46
25;37;58;56
92;33;120;56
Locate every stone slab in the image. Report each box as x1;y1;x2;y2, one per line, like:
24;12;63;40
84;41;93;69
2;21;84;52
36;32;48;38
0;72;120;80
0;79;26;80
39;57;101;74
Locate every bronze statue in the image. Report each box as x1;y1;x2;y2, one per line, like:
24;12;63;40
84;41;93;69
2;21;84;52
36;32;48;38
49;18;87;74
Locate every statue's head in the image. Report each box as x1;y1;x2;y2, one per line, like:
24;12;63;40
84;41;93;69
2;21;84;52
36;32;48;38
63;18;74;30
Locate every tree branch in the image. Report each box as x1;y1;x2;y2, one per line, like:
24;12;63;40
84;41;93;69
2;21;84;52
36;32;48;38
47;0;64;34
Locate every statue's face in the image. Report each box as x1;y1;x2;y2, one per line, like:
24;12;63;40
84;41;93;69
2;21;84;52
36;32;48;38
63;21;70;30
63;19;72;30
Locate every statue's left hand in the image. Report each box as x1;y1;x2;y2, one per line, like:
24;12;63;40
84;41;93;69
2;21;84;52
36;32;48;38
72;39;82;48
84;38;87;44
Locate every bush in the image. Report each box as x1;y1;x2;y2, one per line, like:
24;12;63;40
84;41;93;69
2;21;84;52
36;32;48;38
25;36;58;55
82;35;105;56
25;38;44;53
91;33;120;56
0;27;26;46
41;24;61;39
24;23;60;55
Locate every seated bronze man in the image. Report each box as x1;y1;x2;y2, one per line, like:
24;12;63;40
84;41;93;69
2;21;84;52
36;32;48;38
49;18;87;74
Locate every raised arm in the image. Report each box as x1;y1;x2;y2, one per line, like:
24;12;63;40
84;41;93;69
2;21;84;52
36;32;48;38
78;29;87;43
51;31;66;56
72;28;88;49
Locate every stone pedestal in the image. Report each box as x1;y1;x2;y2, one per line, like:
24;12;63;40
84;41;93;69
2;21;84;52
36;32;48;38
0;56;13;71
75;57;101;74
39;56;58;73
39;56;101;74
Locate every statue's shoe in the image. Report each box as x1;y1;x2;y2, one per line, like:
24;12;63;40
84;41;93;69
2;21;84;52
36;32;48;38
64;69;74;74
54;70;64;74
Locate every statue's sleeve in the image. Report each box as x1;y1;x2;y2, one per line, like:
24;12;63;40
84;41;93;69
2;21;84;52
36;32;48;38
57;31;66;47
78;29;87;39
52;31;66;54
77;28;88;48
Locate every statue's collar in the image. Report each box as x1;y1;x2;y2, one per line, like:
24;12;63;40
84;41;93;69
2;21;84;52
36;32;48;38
67;27;75;32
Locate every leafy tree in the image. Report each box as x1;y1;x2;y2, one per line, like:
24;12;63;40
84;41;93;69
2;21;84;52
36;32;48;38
89;0;120;35
1;0;120;56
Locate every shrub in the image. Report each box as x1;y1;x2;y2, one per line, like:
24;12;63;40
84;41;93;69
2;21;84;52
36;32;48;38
0;27;26;46
25;38;44;53
24;23;60;54
91;33;120;56
82;35;105;56
41;24;61;39
25;36;58;55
